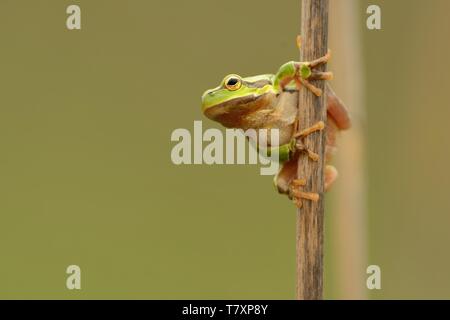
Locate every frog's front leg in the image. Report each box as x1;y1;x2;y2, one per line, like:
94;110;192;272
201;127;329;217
293;120;325;161
273;50;335;206
273;51;332;97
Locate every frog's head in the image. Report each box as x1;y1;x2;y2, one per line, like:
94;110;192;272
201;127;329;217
201;74;275;128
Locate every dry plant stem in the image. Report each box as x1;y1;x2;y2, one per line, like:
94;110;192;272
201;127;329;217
296;0;329;300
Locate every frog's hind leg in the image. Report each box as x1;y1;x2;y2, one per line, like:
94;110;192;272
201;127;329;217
274;154;321;207
289;179;320;208
288;121;326;207
274;156;299;195
326;84;352;130
289;165;337;207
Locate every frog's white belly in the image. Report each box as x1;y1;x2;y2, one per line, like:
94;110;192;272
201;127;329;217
247;91;298;146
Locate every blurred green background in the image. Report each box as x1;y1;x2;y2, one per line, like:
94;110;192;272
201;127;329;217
0;0;449;299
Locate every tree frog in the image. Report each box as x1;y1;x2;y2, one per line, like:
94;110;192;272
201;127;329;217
201;41;351;206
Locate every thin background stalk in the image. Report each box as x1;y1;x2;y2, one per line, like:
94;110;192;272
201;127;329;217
329;0;367;299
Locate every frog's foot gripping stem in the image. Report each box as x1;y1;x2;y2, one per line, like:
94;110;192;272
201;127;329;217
298;51;333;97
289;121;325;207
293;121;325;161
289;165;337;207
289;178;319;208
293;35;333;96
274;51;333;97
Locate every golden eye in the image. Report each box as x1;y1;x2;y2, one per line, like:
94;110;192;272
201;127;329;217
224;75;242;91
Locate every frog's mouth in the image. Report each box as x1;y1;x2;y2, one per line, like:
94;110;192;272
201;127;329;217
203;93;270;128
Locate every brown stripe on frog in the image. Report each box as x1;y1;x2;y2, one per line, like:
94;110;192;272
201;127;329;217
203;92;277;129
242;79;272;89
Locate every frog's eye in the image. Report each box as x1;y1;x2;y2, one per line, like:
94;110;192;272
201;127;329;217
224;75;242;91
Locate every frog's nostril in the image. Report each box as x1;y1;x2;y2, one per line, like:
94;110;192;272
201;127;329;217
202;90;213;98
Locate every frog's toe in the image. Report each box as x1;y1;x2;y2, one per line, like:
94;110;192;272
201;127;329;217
308;50;332;68
325;165;338;191
310;71;334;81
289;179;320;208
